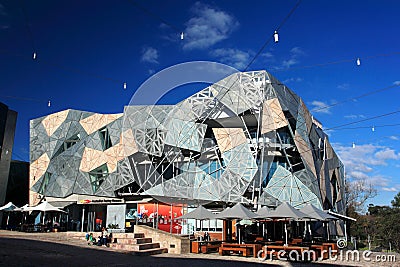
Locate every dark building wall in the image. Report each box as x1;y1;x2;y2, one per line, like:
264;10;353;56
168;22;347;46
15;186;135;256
0;103;18;223
6;160;29;207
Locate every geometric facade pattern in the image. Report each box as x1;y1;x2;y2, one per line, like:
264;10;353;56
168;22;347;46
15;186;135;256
30;70;345;215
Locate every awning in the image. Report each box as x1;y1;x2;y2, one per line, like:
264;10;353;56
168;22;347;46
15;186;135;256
49;201;75;208
327;210;357;221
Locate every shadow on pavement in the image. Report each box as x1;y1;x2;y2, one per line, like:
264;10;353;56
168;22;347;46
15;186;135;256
0;237;352;267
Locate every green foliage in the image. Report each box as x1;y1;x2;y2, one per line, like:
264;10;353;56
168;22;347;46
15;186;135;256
348;193;400;252
391;192;400;207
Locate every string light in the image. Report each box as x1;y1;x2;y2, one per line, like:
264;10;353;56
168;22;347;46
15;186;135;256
180;32;184;40
274;31;279;43
356;58;361;66
123;82;127;89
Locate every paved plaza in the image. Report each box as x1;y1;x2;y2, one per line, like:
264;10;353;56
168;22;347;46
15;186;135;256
0;231;398;267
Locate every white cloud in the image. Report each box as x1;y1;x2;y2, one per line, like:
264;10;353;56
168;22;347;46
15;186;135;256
282;58;298;68
353;164;373;173
272;47;305;70
375;148;400;161
309;100;331;114
389;136;399;140
141;47;159;64
183;2;239;50
282;77;303;84
290;47;305;56
210;48;251;70
382;187;399;192
337;83;349;90
344;114;366;119
333;143;400;193
393;81;400;86
148;69;155;75
261;52;274;61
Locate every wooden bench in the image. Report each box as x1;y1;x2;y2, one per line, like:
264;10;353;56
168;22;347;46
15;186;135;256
290;238;303;245
219;243;261;258
311;244;329;260
219;245;252;257
191;241;221;254
323;242;338;257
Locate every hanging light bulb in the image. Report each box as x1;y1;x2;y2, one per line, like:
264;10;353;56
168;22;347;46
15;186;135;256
356;58;361;66
352;142;356;148
180;32;184;40
273;30;279;43
33;52;37;60
372;126;375;132
47;100;51;107
123;82;127;90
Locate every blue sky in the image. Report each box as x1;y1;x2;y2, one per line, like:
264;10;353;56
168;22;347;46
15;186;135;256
1;0;399;206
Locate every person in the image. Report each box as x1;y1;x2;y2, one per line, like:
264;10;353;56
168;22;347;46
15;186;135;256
101;227;109;246
203;232;209;241
87;233;96;245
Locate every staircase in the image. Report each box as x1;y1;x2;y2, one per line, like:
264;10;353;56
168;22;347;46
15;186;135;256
109;232;168;255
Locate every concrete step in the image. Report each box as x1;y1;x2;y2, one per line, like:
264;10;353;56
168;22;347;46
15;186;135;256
112;233;136;239
133;242;160;250
112;233;145;239
109;242;160;251
133;233;145;239
131;247;168;256
113;237;152;245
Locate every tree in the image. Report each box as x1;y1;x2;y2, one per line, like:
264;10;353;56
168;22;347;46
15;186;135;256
365;195;400;252
346;178;377;213
391;191;400;207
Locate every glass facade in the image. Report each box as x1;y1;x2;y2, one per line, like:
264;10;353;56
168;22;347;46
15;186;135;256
29;70;345;215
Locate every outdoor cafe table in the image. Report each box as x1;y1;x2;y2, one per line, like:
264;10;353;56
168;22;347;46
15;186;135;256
219;243;262;258
191;240;222;254
322;242;338;256
311;244;329;259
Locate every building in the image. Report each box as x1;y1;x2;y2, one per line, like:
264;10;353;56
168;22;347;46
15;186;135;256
0;102;18;224
29;70;345;232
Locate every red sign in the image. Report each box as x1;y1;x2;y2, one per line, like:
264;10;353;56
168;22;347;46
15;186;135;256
137;203;183;233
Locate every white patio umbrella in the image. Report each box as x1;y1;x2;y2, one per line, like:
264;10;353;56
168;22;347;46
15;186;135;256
176;205;215;220
176;205;216;238
15;204;30;225
215;203;258;243
0;202;19;228
267;202;311;246
24;201;66;224
256;206;272;239
0;202;18;211
15;204;29;212
299;204;337;240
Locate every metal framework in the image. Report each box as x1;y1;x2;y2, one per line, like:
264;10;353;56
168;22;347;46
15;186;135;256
29;70;345;214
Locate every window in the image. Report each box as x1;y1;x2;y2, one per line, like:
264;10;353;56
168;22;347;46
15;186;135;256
52;134;81;158
99;127;112;150
89;164;108;193
39;172;52;194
